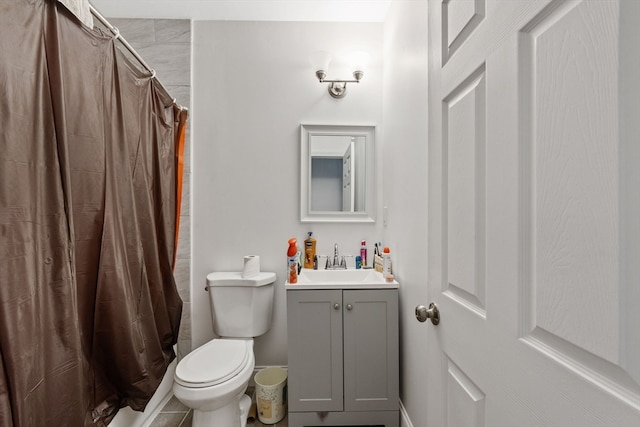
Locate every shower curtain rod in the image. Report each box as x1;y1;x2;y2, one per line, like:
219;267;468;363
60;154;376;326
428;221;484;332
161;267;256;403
89;5;188;112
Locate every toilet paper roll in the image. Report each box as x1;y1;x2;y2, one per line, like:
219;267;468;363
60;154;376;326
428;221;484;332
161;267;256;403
242;255;260;278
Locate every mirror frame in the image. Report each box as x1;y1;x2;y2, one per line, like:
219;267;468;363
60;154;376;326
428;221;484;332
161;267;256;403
300;124;376;223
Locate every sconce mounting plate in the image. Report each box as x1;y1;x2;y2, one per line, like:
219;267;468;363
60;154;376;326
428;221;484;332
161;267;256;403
329;82;347;98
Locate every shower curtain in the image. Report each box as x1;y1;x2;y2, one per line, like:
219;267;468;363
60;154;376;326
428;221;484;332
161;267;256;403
0;1;186;425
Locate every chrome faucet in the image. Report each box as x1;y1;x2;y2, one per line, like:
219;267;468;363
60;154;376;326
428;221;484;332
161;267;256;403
326;243;347;269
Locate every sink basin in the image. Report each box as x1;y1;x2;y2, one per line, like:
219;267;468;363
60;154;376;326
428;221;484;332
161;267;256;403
287;269;397;289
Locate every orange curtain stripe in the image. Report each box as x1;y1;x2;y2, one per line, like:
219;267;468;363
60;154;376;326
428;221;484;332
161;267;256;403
173;108;188;269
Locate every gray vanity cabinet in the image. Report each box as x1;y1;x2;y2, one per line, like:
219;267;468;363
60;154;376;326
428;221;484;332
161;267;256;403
287;288;399;426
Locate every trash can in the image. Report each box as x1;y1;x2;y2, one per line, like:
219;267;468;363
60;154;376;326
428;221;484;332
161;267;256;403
254;367;287;424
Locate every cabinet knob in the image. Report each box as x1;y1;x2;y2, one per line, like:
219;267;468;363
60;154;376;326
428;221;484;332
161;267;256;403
334;303;340;310
346;304;353;311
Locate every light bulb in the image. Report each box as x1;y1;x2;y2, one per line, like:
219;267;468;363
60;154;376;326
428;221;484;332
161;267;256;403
309;50;332;73
350;51;370;72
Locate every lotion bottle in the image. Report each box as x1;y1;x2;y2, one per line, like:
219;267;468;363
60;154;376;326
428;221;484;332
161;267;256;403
382;247;392;276
304;232;316;269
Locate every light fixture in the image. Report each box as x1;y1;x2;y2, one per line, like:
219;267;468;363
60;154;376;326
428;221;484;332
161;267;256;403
311;51;367;99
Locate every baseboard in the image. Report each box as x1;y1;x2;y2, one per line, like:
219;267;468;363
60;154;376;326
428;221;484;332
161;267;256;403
400;399;414;427
253;365;288;373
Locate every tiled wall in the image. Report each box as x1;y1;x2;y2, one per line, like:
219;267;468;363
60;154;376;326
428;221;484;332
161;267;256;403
105;18;192;359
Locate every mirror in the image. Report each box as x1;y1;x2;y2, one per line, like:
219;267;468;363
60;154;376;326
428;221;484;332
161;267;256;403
300;124;375;222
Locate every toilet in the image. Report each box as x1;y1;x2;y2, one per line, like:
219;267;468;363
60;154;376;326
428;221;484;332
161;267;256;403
173;271;276;427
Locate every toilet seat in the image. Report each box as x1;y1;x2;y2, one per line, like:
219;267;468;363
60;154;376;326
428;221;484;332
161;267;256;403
175;339;251;388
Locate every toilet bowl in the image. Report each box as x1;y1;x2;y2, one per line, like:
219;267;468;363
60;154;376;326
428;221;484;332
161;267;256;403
173;339;254;426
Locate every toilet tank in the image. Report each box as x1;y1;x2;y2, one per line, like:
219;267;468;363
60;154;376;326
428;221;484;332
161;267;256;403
206;271;276;338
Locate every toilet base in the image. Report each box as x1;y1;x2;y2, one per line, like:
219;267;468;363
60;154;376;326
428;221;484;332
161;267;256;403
239;394;252;427
192;391;251;427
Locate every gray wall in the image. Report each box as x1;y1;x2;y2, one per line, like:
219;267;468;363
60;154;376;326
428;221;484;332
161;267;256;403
311;158;343;212
107;18;192;360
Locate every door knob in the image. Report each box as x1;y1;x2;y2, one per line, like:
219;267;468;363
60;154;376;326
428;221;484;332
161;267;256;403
415;302;440;325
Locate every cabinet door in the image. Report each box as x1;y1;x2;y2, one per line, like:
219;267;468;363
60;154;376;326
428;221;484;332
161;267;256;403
287;289;343;412
343;289;399;412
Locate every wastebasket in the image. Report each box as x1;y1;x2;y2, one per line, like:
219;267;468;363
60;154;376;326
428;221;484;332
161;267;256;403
254;367;287;424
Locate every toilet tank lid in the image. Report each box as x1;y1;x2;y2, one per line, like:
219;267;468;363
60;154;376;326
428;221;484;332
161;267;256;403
206;271;276;287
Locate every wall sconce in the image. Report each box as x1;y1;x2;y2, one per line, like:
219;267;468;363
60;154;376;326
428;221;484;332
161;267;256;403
311;51;368;99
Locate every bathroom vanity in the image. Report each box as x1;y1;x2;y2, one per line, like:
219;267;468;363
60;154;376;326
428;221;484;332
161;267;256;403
286;270;399;426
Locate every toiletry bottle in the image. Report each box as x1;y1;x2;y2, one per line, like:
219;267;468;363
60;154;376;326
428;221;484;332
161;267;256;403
304;232;316;269
287;238;298;284
360;240;367;267
382;247;392;276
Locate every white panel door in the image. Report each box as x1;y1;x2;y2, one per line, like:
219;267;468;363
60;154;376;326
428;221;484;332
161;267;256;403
426;0;640;425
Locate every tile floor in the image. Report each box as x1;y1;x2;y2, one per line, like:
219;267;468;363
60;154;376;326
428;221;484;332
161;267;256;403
149;386;288;427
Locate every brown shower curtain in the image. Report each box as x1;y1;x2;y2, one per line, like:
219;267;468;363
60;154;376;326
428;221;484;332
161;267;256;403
0;1;185;425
